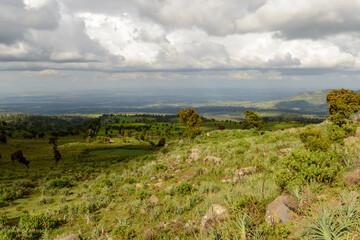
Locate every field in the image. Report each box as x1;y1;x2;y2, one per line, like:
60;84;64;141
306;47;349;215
1;113;360;239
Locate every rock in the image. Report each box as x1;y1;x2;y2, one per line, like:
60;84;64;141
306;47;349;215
136;183;142;188
188;149;201;162
148;195;159;204
185;220;196;228
164;144;169;147
203;156;222;165
278;148;292;155
316;194;328;201
350;191;359;198
232;166;256;182
178;139;184;144
157;222;168;230
143;229;155;240
151;176;157;181
265;196;291;224
344;136;358;144
200;204;228;232
140;209;146;214
109;139;115;143
288;128;298;134
154;182;163;187
55;234;82;240
356;127;360;137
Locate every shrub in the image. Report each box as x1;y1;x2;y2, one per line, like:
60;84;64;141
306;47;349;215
327;124;347;145
136;189;151;200
276;149;341;190
175;182;193;195
96;136;110;143
153;164;167;172
48;179;71;188
299;127;331;151
19;213;60;230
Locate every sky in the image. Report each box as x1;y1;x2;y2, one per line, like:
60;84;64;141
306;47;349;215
1;0;360;93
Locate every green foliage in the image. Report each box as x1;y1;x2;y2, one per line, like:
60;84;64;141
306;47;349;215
19;213;60;230
276;149;341;190
0;135;6;144
242;110;264;135
178;108;202;138
96;136;110;143
299;127;331;151
48;179;71;188
327;123;357;145
136;189;151;200
175;182;193;195
153;163;167;172
326;88;360;125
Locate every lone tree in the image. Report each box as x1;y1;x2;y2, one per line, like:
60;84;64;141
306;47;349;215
11;150;30;169
242;110;264;136
49;137;61;164
326;88;360;126
178;108;202;139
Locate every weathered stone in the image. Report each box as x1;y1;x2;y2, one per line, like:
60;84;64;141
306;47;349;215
109;139;115;143
140;209;146;214
344;136;358;144
151;176;157;181
288;128;298;134
232;166;256;182
278;148;292;155
188;149;201;162
55;234;82;240
136;183;142;188
203;156;222;165
356;127;360;137
154;182;163;187
178;139;184;144
157;222;168;230
350;191;359;198
148;195;159;204
265;196;290;224
316;194;328;201
200;204;228;232
143;229;155;240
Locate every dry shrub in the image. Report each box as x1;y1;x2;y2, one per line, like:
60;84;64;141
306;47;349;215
344;168;360;186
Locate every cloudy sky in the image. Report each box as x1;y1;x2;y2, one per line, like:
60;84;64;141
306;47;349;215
1;0;360;93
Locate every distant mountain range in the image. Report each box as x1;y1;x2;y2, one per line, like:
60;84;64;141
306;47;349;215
0;89;331;118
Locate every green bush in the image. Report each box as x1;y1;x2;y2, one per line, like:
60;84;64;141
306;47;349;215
175;182;193;195
299;127;331;151
96;136;110;143
0;186;25;201
136;189;151;200
153;164;167;172
276;149;341;190
19;213;60;230
48;179;72;188
327;124;347;145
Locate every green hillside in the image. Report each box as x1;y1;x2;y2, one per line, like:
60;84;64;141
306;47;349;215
1;113;360;239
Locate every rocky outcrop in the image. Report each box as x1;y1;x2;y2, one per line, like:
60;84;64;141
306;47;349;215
277;148;292;155
203;156;222;165
148;195;159;204
188;149;201;162
232;166;256;182
265;196;292;224
200;204;228;232
356;127;360;137
55;234;82;240
344;136;358;144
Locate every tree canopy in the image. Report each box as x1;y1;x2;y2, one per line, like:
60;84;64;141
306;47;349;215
326;88;360;125
242;110;264;135
178;108;202;138
11;150;30;169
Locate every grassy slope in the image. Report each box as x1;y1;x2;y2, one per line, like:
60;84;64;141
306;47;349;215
1;123;360;239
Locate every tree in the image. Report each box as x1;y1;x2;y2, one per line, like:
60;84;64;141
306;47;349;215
178;108;202;139
242;110;264;135
48;137;61;164
0;134;6;144
11;150;30;169
326;88;360;126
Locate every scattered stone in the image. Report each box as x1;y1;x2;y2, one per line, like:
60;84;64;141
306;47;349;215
188;149;201;162
155;182;163;187
356;127;360;137
157;222;168;230
86;218;92;225
140;209;146;214
200;204;228;232
143;229;155;240
203;156;222;165
316;194;328;201
151;176;157;181
164;144;169;147
109;139;115;143
178;139;184;144
206;133;210;136
277;148;292;155
262;152;269;157
136;183;142;188
265;196;291;224
221;178;232;183
288;128;298;134
350;191;359;198
55;234;82;240
232;166;256;182
344;136;358;144
148;195;159;204
185;220;196;228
